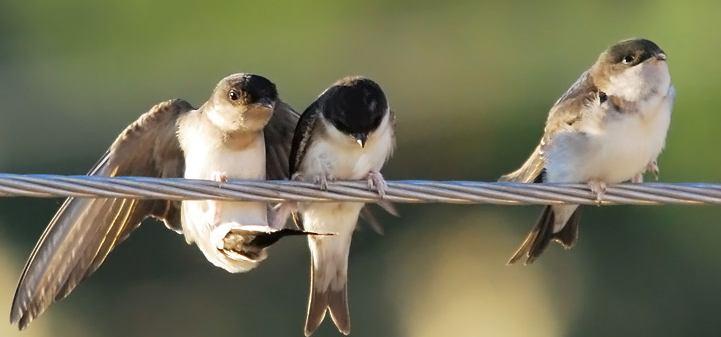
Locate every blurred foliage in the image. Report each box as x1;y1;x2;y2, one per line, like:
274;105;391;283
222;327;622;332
2;0;721;336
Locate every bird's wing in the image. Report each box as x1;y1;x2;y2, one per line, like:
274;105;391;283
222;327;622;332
264;100;301;180
285;100;323;230
11;99;194;329
288;100;321;176
500;71;596;183
543;70;597;141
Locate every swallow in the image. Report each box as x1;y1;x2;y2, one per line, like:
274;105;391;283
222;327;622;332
500;38;674;264
289;76;396;335
11;73;305;329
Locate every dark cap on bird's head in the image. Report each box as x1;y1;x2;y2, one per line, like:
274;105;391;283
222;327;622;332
219;73;278;108
321;76;388;147
207;73;280;132
597;38;667;68
590;38;670;95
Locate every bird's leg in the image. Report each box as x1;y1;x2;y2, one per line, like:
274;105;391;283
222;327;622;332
587;180;607;205
367;170;388;199
631;159;659;183
647;160;660;181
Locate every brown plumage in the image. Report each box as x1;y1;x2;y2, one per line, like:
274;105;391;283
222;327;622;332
11;93;300;329
501;38;672;264
11;99;191;329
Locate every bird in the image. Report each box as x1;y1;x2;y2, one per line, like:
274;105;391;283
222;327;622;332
500;38;675;265
288;76;396;336
10;73;305;329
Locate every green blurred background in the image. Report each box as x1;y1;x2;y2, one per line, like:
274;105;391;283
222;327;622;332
1;0;720;336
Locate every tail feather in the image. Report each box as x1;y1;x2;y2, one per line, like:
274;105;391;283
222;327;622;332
507;205;580;265
554;209;580;249
305;247;351;336
305;283;328;336
327;286;350;334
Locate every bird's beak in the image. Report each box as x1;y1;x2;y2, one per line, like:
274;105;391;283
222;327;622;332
353;133;367;148
655;52;667;61
256;97;275;110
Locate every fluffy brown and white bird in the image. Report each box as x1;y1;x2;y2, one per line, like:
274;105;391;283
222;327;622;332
501;38;674;264
11;73;303;329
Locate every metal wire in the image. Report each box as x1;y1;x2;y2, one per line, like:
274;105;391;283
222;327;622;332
0;173;719;205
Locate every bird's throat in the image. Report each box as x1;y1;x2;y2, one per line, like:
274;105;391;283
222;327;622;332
222;130;263;151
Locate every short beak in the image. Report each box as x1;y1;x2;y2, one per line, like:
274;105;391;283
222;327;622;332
655;52;667;61
256;97;275;110
353;133;367;148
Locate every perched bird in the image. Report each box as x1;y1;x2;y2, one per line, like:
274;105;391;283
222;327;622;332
11;73;303;329
501;38;674;265
289;76;396;336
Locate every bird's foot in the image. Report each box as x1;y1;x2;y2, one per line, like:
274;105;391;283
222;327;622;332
587;180;607;205
631;173;644;184
366;171;388;199
210;171;229;188
647;160;660;181
313;174;335;191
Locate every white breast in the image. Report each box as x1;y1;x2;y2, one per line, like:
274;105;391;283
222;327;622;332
300;112;394;180
298;112;394;239
178;122;268;242
545;86;674;183
182;133;266;181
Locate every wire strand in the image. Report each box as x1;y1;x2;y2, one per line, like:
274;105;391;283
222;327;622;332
0;174;718;205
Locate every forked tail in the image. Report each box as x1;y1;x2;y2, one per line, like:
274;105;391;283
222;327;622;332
507;205;580;265
304;237;351;336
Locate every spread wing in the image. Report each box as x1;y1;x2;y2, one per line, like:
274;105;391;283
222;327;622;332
264;101;300;180
289;100;321;176
500;71;596;183
11;99;194;329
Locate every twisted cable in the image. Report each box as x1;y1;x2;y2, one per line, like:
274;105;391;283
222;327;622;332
0;174;718;205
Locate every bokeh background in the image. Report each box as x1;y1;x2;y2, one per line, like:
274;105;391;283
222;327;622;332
1;1;720;336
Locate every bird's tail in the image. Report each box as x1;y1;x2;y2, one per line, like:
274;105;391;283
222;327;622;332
507;205;580;265
304;237;351;336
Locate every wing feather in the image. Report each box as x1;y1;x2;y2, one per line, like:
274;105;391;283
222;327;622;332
264;101;300;180
500;71;596;183
11;99;194;329
289;101;321;176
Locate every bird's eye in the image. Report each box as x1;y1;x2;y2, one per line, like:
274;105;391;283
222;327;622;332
598;91;608;103
229;90;240;101
622;55;636;64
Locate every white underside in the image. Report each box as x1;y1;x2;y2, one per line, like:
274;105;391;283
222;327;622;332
299;112;394;291
178;116;269;272
544;84;674;232
545;86;674;184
